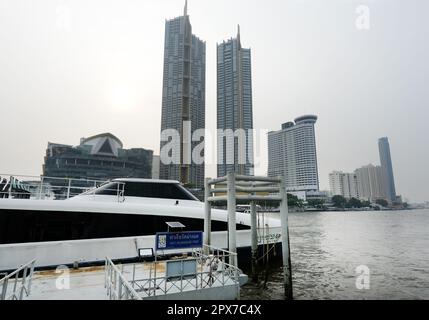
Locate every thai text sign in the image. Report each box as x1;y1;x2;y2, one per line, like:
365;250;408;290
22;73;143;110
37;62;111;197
156;231;203;250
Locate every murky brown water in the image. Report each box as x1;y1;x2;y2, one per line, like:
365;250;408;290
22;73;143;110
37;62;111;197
241;209;429;300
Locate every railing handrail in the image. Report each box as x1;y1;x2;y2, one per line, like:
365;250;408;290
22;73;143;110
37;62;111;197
129;250;242;299
0;173;108;184
193;247;243;276
0;259;36;284
197;244;238;257
0;259;36;300
131;267;240;298
105;257;142;300
131;261;239;283
0;174;126;201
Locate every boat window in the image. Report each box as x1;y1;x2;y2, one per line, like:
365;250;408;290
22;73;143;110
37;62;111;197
94;182;121;195
123;182;195;200
0;210;250;245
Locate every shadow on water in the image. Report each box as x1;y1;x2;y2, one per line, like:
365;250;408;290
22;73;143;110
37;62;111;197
240;260;286;300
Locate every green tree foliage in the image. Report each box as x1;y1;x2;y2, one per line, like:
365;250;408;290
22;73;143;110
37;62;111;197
347;198;363;208
361;200;371;207
307;199;325;208
287;193;304;208
331;195;347;208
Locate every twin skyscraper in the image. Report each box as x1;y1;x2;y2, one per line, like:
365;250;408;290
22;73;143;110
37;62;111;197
159;1;254;188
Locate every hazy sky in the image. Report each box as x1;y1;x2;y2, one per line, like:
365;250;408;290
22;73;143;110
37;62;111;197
0;0;428;202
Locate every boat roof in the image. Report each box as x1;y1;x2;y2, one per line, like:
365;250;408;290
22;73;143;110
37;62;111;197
112;178;181;184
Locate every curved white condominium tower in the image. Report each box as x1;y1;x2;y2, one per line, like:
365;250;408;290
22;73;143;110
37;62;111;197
268;115;319;192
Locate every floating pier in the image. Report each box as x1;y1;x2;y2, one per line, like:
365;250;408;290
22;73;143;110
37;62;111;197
1;246;246;300
205;173;293;300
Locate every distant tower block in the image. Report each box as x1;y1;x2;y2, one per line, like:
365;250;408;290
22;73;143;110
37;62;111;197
217;25;254;177
159;1;206;189
378;137;397;202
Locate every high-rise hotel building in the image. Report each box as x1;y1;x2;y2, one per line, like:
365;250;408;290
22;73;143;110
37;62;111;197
159;1;206;189
217;26;254;177
268;115;319;192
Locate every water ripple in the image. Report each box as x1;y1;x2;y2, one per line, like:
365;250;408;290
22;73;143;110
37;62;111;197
241;209;429;300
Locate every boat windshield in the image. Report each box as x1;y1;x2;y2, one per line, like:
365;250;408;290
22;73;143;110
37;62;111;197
84;181;198;201
93;182;123;196
121;181;197;200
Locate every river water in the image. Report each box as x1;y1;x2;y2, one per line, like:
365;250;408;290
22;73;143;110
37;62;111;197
241;209;429;300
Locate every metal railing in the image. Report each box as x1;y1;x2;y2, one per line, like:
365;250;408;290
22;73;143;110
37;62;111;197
128;247;241;299
103;248;242;300
0;173;123;201
0;259;36;300
104;257;142;300
192;244;238;269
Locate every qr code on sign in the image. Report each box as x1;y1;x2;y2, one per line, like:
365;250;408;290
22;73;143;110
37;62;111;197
158;235;167;249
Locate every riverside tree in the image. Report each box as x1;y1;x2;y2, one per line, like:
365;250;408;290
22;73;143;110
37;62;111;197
332;195;347;208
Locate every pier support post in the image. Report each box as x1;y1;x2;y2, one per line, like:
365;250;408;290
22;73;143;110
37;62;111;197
250;200;258;281
227;172;237;268
279;176;293;300
204;177;212;255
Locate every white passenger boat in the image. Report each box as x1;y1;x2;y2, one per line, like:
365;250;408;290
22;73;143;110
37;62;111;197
0;177;282;271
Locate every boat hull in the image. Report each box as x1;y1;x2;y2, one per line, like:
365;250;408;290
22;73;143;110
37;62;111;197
0;230;282;271
0;199;283;271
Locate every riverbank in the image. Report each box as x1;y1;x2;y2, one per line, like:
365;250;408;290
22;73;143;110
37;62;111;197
286;206;416;213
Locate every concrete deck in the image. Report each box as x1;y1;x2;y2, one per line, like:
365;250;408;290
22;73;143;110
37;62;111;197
26;260;241;300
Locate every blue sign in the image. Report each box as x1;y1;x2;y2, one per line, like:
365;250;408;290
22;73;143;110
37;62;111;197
155;231;203;251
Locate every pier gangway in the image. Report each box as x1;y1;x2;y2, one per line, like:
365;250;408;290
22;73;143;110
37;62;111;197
0;259;36;300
